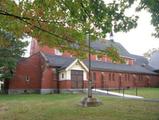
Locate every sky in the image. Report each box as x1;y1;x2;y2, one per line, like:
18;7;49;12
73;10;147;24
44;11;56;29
24;2;159;57
113;10;159;56
105;0;159;56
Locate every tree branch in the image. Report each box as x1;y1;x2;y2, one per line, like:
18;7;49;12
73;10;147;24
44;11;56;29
0;9;117;59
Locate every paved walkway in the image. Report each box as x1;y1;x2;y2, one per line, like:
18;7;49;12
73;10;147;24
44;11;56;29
92;89;144;99
84;89;159;102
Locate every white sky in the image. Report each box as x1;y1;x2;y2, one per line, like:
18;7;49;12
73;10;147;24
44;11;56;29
114;10;159;56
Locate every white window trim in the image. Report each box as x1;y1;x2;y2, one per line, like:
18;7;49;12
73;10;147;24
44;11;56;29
96;55;102;61
55;49;63;55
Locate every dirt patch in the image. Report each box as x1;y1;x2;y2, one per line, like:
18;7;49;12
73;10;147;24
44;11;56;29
0;105;8;112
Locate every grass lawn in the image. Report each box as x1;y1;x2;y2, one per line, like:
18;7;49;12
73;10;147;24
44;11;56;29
112;87;159;99
0;94;159;120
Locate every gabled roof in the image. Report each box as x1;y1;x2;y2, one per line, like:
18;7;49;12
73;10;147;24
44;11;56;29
42;53;75;68
65;59;88;72
91;39;148;66
42;53;88;71
91;39;130;57
41;52;157;75
129;54;148;65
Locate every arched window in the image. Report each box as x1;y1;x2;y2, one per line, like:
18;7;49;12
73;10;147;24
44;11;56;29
111;73;115;81
92;72;96;82
109;73;111;81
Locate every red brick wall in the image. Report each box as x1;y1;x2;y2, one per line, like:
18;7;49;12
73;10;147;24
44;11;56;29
40;46;54;54
62;51;72;57
9;53;42;89
41;68;57;89
59;80;72;89
59;80;88;89
149;75;159;87
91;71;159;89
59;71;158;89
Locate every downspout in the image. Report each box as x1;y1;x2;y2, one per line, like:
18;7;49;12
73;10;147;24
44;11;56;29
56;68;60;94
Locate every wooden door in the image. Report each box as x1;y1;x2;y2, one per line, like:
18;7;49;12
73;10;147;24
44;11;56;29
71;70;83;89
101;74;106;89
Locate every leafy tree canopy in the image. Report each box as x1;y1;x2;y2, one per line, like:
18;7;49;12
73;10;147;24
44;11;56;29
0;0;138;58
0;29;27;80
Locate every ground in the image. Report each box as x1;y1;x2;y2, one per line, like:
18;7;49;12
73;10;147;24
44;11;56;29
123;88;159;98
111;87;159;98
0;89;159;120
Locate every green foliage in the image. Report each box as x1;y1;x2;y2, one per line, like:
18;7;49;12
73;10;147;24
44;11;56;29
106;46;125;63
0;29;28;80
121;87;159;99
0;0;138;59
144;48;159;59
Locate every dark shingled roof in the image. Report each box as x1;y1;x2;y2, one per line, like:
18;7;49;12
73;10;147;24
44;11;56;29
42;52;157;75
44;53;75;68
129;54;148;65
91;39;148;66
84;60;156;74
91;39;130;57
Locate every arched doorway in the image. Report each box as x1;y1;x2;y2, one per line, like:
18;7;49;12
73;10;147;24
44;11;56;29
146;76;150;87
101;73;106;89
118;74;122;90
133;74;137;87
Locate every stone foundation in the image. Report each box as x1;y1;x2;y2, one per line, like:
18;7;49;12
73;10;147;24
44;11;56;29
59;89;87;93
40;89;57;94
8;89;40;94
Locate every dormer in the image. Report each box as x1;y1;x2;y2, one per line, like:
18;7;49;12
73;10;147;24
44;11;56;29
96;55;102;61
54;49;63;56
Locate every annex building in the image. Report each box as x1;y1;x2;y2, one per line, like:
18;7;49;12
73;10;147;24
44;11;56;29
8;38;159;94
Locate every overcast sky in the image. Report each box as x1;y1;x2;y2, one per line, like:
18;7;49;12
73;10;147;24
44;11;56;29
114;10;159;56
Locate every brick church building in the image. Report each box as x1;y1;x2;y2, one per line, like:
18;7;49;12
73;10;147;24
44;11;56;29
8;38;159;94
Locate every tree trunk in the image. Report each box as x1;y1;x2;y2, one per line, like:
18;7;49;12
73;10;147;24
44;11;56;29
3;79;9;94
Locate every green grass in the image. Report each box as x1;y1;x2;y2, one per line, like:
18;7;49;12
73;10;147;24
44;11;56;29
0;94;159;120
111;88;159;99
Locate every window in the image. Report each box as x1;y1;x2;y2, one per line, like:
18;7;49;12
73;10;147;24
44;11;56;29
55;49;63;55
125;60;129;64
139;75;143;81
91;72;96;82
96;55;102;61
109;73;111;81
25;75;30;82
101;73;104;81
125;74;127;81
61;73;64;79
112;73;115;81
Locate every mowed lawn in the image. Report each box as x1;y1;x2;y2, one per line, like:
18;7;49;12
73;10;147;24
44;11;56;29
0;93;159;120
117;88;159;99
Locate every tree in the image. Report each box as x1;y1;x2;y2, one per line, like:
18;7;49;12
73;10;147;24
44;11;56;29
144;48;159;59
0;0;138;57
136;0;159;37
0;29;27;93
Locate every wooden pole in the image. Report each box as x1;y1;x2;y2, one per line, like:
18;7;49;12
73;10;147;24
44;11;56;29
88;32;92;98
